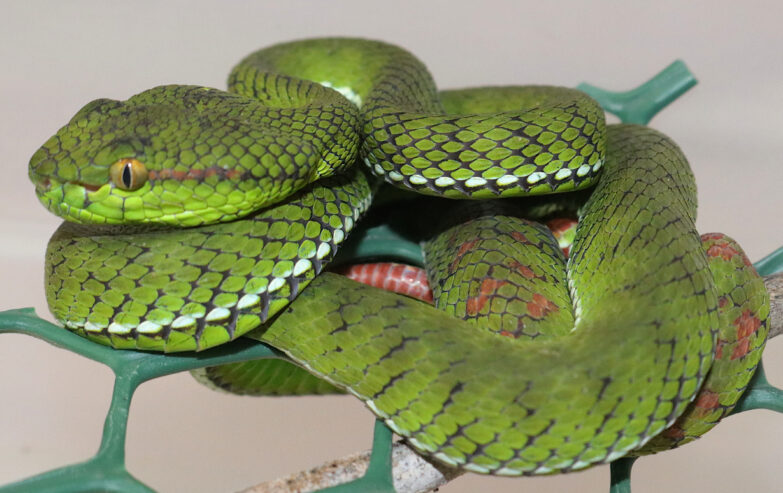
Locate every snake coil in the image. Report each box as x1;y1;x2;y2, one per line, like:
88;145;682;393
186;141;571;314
30;38;769;475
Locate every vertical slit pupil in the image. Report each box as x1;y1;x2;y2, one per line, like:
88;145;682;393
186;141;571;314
122;162;133;188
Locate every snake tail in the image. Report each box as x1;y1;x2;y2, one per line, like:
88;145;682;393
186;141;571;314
636;232;769;453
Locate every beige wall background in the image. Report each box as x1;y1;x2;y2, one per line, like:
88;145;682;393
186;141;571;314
1;1;782;491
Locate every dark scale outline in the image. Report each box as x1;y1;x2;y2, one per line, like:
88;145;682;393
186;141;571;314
47;168;371;351
362;100;605;198
425;215;574;340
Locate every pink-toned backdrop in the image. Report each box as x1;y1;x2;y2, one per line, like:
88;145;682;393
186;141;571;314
1;2;781;491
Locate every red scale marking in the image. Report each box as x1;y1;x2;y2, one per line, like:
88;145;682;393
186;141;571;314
703;233;753;267
546;217;579;258
731;338;752;361
545;217;577;235
694;389;721;414
731;309;761;360
338;263;433;303
508;260;536;279
715;338;727;359
706;243;741;262
661;425;685;440
700;232;725;242
527;293;559;319
735;309;761;339
450;239;479;272
545;217;578;257
466;278;508;316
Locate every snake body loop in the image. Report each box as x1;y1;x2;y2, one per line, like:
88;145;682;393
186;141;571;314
253;124;718;474
44;168;372;351
30;38;770;474
235;38;607;199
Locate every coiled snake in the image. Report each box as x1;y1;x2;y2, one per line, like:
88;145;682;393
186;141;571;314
29;38;769;475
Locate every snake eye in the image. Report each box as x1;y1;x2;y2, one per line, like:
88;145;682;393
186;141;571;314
110;158;148;191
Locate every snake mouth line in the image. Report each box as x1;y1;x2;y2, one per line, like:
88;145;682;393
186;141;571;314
71;181;102;192
36;178;103;194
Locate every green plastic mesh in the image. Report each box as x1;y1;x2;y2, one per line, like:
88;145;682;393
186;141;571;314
2;60;781;493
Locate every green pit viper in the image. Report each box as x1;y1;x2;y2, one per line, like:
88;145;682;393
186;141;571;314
29;38;769;475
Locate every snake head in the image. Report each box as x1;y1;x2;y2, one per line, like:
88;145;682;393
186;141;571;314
29;85;313;227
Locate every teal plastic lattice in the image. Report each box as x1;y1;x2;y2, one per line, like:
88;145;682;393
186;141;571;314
2;60;782;493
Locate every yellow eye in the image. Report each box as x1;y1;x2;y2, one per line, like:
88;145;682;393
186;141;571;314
110;158;148;191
